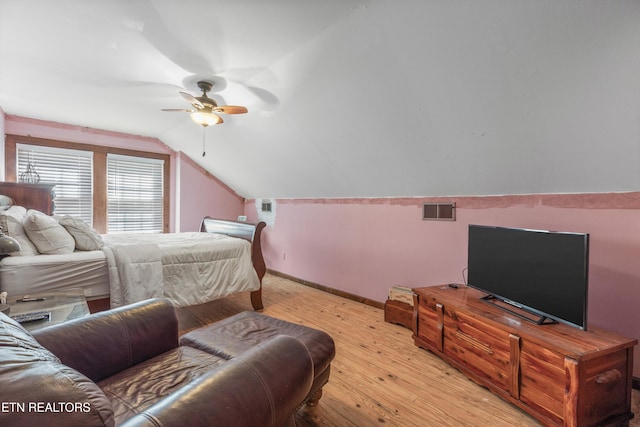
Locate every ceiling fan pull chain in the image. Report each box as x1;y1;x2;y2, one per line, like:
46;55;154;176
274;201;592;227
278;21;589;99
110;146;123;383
202;127;206;157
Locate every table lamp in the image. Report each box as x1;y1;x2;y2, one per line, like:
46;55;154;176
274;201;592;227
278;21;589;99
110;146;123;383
0;226;20;255
0;226;18;315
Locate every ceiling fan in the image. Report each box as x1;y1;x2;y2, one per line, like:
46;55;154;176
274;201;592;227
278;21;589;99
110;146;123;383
162;80;248;127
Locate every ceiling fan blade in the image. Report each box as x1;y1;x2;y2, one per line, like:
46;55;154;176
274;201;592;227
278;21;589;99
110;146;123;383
179;91;204;109
245;86;280;109
214;105;248;114
161;108;194;112
134;1;218;76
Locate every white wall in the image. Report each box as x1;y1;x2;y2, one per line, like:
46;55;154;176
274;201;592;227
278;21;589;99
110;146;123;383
1;2;639;199
238;1;640;198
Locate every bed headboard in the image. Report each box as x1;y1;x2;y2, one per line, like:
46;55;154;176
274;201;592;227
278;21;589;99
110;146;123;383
0;182;56;215
199;217;265;242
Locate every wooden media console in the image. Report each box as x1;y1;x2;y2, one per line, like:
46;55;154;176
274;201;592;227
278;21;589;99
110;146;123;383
413;285;636;427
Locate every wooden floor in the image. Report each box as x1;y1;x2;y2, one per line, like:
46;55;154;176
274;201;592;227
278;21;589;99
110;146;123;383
175;273;640;427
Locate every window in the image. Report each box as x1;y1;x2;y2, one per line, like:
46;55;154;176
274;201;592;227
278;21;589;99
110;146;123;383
17;144;93;225
107;154;164;233
6;134;170;234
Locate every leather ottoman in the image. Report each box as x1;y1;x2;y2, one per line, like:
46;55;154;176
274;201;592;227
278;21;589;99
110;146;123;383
180;311;336;406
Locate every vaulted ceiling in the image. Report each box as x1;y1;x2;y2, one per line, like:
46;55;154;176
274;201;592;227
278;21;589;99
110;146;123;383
1;1;639;199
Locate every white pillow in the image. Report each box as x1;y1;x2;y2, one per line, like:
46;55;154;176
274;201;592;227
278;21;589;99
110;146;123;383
58;216;104;251
0;194;13;208
23;210;75;255
0;205;39;256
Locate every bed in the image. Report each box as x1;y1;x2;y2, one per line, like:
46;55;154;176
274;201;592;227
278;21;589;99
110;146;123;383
0;188;266;310
104;218;266;309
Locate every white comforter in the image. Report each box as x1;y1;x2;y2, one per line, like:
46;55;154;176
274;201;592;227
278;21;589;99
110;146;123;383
103;232;260;308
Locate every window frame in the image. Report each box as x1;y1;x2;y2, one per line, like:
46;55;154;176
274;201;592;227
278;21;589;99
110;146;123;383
5;134;170;233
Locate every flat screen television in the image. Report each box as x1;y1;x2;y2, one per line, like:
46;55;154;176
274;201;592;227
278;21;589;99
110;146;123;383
467;225;589;330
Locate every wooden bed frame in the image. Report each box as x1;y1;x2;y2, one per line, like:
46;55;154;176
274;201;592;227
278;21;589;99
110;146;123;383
200;216;267;310
0;182;267;311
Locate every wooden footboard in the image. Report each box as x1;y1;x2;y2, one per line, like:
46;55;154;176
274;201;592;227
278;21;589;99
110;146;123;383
199;217;267;311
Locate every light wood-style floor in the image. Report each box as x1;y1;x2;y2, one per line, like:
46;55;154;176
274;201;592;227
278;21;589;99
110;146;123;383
176;273;640;427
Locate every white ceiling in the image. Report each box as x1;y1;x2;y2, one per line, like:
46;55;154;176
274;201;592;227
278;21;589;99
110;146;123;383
1;1;639;199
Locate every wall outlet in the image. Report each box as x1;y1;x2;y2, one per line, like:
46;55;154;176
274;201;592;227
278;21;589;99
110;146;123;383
237;215;247;222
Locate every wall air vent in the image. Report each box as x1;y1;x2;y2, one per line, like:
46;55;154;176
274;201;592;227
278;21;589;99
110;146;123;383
423;203;456;221
261;201;272;212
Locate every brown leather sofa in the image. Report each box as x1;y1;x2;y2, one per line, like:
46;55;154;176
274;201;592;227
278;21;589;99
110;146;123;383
0;298;314;427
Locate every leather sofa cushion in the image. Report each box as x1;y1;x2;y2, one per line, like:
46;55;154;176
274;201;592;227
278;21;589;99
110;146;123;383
0;313;115;427
181;311;336;378
33;298;179;383
98;346;227;424
0;311;59;363
118;335;313;427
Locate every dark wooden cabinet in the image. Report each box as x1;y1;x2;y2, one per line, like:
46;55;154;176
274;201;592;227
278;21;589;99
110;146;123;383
413;285;636;427
0;182;55;215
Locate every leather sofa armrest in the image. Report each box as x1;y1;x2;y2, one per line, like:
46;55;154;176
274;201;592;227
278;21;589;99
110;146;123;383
119;335;313;427
32;298;178;382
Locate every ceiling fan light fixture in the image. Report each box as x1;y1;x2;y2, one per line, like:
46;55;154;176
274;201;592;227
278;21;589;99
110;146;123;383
190;111;221;127
164;79;244;127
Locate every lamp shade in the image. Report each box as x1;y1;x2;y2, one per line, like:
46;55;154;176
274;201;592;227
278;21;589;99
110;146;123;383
0;227;20;254
191;111;222;127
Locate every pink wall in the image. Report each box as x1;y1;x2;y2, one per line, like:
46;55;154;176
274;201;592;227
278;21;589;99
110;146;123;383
3;115;243;232
246;193;640;376
5;115;173;154
0;108;5;180
177;153;244;231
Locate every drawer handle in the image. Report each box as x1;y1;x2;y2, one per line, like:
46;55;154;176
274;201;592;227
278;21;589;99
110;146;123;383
456;329;494;355
595;369;622;384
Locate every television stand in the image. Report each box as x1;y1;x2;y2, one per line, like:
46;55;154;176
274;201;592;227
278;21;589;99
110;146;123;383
480;294;559;326
413;285;636;427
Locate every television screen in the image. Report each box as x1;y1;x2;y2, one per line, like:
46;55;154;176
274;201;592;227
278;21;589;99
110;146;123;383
467;225;589;330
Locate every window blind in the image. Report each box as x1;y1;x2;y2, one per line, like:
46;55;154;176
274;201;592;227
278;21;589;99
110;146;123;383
16;144;93;225
107;153;164;233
